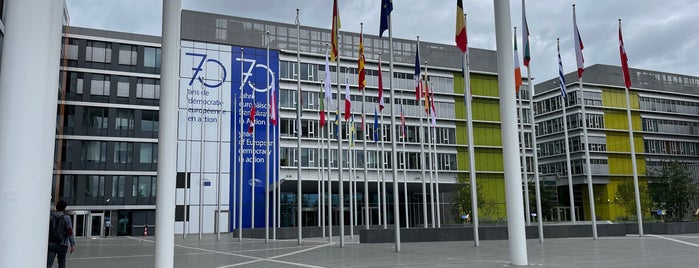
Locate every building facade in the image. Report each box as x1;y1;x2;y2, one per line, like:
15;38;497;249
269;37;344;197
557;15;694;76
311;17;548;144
534;64;699;221
53;10;540;236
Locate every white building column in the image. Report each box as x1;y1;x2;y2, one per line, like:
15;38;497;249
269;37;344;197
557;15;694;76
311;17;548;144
0;0;64;267
155;0;181;267
493;0;528;265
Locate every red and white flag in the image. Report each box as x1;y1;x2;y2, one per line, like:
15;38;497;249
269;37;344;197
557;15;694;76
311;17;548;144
247;105;256;133
573;6;585;79
344;78;351;121
378;58;385;111
619;21;631;89
270;76;277;125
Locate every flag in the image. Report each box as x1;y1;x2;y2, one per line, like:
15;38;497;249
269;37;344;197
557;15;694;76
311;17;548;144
331;0;341;62
334;111;339;140
619;21;631;89
320;84;326;128
424;75;430;114
514;30;523;93
522;0;531;67
573;7;584;79
557;40;567;98
430;88;437;127
379;0;392;37
358;29;366;91
455;0;467;53
344;78;351;121
414;43;422;101
378;57;385;111
248;104;256;133
400;103;406;138
324;48;333;107
349;114;356;148
373;107;379;143
270;75;278;125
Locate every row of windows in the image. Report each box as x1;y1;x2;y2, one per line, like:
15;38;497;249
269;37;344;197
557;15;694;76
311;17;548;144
277;118;456;144
644;140;699;156
58;140;158;168
278;61;454;94
64;72;161;103
536;113;605;136
58;175;156;206
538;136;607;158
59;105;159;138
64;39;161;69
279;147;457;171
538;158;609;176
639;96;699;114
642;118;699;135
534;91;602;116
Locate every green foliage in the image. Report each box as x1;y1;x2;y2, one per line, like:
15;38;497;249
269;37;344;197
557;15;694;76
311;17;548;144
648;161;699;221
525;181;558;220
453;182;484;217
614;181;651;220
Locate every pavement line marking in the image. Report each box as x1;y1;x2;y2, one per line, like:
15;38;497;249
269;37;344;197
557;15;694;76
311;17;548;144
216;242;334;268
68;252;213;260
648;234;699;248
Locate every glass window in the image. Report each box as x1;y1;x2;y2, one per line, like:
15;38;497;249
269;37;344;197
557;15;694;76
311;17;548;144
85;41;112;63
115;109;134;130
113;142;133;164
137;78;160;99
117;76;130;97
118;44;138;65
81;141;107;163
83;107;108;129
133;176;154;197
90;74;111;96
112;176;125;197
143;47;161;68
139;143;157;164
141;110;159;132
85;175;105;197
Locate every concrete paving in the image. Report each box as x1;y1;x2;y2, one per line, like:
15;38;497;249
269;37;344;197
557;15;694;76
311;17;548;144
62;233;699;267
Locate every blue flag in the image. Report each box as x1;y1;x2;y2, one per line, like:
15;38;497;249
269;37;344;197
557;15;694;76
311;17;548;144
373;107;379;143
334;111;340;140
379;0;393;37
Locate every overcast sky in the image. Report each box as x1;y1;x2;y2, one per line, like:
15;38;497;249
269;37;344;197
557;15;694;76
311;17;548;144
66;0;698;83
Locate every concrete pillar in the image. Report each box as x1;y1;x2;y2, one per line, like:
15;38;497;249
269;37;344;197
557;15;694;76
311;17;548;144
0;0;65;267
155;0;180;267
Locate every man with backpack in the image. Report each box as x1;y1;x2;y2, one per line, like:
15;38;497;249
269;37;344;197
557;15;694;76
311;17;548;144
48;200;76;268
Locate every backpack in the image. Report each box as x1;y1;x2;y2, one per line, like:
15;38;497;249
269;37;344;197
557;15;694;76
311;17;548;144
49;214;67;244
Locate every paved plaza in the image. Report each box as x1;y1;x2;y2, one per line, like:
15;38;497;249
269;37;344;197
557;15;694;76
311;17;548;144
65;233;699;267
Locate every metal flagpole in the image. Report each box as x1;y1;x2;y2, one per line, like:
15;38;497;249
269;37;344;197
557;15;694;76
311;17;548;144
238;48;245;242
425;62;435;228
387;10;402;253
216;64;223;241
463;13;480;247
347;107;354;240
515;27;531;226
380;109;387;229
522;0;544;242
430;82;441;228
494;1;528;264
324;44;333;242
619;18;644;237
360;25;370;230
320;81;326;238
377;53;382;228
264;31;270;243
295;8;303;245
574;4;597;239
558;38;576;224
198;77;206;240
184;76;191;239
230;93;235;239
336;42;345;249
272;87;278;240
415;37;428;229
401;97;409;229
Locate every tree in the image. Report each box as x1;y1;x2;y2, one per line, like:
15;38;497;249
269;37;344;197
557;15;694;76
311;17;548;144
648;161;698;221
454;183;484;218
526;181;557;221
614;181;651;220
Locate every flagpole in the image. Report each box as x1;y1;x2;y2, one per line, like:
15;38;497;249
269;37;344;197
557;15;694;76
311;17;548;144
376;53;383;228
184;76;191;239
345;77;355;240
295;8;303;245
380;108;387;229
264;31;271;243
522;0;544;242
198;77;206;240
430;81;441;228
463;13;480;247
515;27;531;226
572;4;597;239
387;9;402;253
557;38;576;225
332;2;346;245
319;81;326;238
416;37;428;229
425;62;435;228
401;95;409;229
216;59;224;241
230;93;235;239
273;74;279;240
251;54;257;232
324;43;333;242
359;24;370;230
619;18;643;237
238;48;245;242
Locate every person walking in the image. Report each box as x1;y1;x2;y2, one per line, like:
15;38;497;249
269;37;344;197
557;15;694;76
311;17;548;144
48;200;76;268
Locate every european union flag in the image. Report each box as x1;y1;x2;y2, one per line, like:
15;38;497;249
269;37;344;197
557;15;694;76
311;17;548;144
373;107;379;143
379;0;393;37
